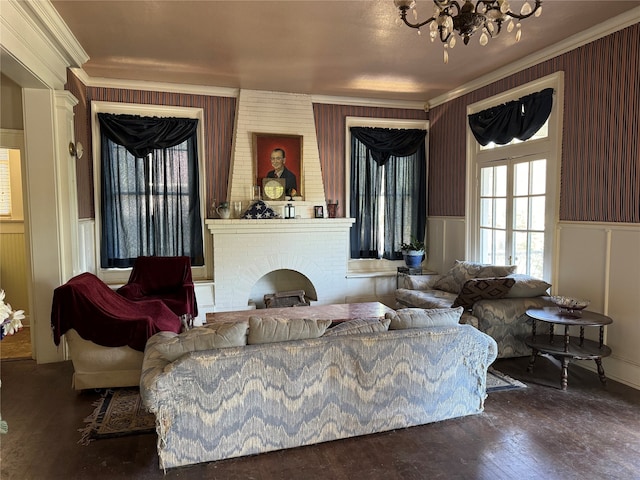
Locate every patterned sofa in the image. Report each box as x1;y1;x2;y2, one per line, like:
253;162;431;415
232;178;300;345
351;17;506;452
396;261;554;358
140;310;498;470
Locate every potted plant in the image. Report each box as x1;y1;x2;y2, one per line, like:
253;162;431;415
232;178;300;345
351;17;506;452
400;237;426;268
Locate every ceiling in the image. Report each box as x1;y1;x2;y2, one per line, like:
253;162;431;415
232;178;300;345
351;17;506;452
50;0;640;103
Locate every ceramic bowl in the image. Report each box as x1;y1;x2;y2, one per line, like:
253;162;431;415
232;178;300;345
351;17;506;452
551;295;590;314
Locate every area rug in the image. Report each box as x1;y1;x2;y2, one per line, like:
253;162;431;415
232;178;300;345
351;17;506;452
486;367;527;393
79;388;155;445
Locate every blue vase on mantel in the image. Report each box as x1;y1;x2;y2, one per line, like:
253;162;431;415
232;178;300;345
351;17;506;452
403;250;424;268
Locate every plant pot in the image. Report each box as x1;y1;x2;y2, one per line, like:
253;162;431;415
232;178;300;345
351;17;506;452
403;250;424;268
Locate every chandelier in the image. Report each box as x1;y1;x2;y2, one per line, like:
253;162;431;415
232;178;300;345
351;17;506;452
394;0;543;63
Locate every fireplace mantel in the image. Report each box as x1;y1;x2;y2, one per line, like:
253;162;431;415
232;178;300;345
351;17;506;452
206;218;355;311
206;218;355;234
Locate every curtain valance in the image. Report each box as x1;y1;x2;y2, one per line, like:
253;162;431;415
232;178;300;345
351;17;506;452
349;127;427;165
98;113;198;158
468;88;554;146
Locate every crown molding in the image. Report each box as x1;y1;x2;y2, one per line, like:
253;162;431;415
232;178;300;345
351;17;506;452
311;94;427;111
71;69;238;98
428;6;640;108
22;0;89;66
73;68;427;110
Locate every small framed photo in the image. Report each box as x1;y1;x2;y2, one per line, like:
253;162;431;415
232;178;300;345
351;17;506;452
254;133;303;197
314;205;324;218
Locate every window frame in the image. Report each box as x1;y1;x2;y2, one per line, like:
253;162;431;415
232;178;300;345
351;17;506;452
465;72;564;282
345;116;429;270
91;101;209;284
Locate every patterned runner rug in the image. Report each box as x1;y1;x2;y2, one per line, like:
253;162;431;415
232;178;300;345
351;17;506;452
486;367;527;392
79;388;155;445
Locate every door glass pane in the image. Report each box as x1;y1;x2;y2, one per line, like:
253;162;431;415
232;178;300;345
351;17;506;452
480;198;493;228
513;231;528;273
530;196;546;230
495;165;507;197
529;232;545;278
494;229;506;265
480;227;493;263
495;198;506;229
514;197;529;230
531;160;546;195
481;167;493;196
514;162;529;197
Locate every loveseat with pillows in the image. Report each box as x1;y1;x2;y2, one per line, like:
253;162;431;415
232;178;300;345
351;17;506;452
395;260;554;358
140;309;498;470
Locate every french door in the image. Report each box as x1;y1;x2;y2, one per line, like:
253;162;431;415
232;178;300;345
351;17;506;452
479;155;547;279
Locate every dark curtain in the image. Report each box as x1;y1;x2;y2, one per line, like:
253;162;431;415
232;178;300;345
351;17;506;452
349;127;427;259
468;88;554;146
99;114;203;268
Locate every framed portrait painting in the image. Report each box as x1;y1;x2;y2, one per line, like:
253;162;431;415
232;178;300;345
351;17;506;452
254;133;303;199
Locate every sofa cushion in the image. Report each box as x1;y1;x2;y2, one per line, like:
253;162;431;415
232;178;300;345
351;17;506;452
432;261;483;293
154;321;249;362
476;264;517;278
248;317;332;344
503;274;551;298
395;288;457;309
386;307;464;330
452;277;516;309
323;318;391;337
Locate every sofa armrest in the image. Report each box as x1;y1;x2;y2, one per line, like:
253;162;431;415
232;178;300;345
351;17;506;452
400;274;443;290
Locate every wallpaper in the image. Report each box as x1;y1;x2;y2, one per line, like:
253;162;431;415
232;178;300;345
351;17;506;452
428;23;639;223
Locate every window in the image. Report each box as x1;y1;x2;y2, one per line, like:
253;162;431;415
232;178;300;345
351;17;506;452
467;73;563;281
346;118;428;262
92;102;209;283
0;149;11;216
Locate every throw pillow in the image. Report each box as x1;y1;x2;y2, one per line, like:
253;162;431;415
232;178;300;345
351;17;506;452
323;318;391;337
248;316;332;344
504;274;551;298
386;306;464;330
451;277;516;310
432;261;482;293
155;321;249;362
475;264;517;278
242;200;279;219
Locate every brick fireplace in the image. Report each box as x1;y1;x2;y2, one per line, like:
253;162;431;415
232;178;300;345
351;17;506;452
206;218;354;311
207;89;354;312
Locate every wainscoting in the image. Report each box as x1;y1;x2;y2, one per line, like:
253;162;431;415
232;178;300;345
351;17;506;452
427;216;640;389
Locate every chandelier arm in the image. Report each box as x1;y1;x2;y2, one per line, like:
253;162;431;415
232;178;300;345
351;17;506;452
398;7;438;30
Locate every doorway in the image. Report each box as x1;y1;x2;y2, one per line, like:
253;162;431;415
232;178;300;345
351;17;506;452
0;146;32;359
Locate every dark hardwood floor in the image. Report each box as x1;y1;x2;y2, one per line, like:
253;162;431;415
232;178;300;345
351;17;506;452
1;355;639;480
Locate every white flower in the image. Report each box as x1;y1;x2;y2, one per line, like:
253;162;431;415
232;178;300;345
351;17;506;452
0;289;24;340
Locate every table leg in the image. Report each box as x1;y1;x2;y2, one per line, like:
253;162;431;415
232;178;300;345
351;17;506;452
527;348;538;373
595;357;607;385
561;357;569;390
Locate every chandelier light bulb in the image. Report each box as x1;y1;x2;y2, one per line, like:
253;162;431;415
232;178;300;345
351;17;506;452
443;47;449;64
479;31;489;46
535;5;542;17
449;36;456;48
507;19;515;33
520;1;532;16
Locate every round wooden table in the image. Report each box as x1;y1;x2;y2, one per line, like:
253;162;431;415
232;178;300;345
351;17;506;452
525;307;613;390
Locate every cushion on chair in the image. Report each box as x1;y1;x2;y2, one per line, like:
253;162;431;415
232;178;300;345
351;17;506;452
117;256;198;317
451;277;516;309
51;272;181;352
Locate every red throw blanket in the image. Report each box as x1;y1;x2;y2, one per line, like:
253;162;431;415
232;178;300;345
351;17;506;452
51;272;181;351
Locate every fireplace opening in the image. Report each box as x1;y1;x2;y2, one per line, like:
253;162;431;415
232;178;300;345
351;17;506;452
249;269;317;309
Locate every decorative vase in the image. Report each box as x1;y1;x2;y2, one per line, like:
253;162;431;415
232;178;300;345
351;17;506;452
403;250;424;268
216;205;231;219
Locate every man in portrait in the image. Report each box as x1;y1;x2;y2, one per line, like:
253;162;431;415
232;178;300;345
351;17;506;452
266;148;297;195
